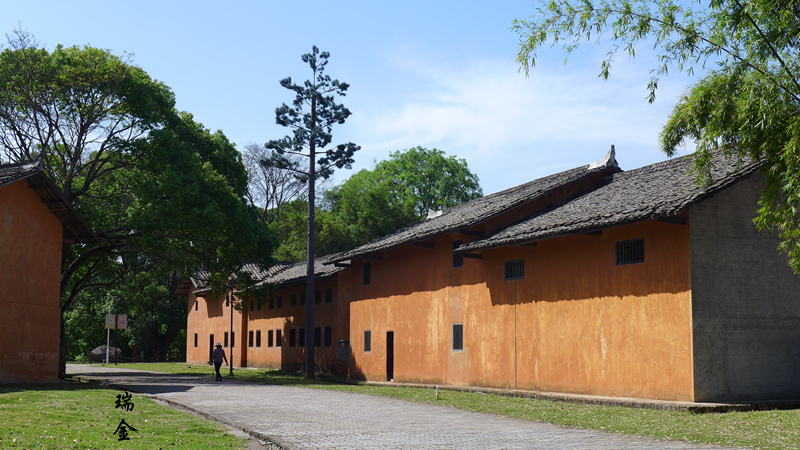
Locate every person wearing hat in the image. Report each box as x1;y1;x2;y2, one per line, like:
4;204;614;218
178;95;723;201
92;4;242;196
210;342;228;381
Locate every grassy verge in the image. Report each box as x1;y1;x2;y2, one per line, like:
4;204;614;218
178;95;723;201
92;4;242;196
100;363;800;450
0;381;247;449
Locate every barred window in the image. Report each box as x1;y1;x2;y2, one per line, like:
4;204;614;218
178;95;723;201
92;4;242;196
616;239;645;265
504;259;524;281
453;324;464;351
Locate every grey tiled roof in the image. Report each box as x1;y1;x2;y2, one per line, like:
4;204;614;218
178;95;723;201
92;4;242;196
256;253;347;287
458;152;762;252
328;150;621;263
0;159;96;242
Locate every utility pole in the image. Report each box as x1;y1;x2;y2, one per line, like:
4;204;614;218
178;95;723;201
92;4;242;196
228;278;236;377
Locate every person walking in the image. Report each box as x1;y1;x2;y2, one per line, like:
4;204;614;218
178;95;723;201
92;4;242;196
210;343;228;381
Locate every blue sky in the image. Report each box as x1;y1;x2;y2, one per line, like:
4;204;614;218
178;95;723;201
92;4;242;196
3;0;698;195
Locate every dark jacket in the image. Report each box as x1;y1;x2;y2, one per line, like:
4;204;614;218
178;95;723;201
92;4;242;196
211;348;227;364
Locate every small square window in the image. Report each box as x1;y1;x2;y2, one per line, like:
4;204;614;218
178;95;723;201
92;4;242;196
248;330;254;347
616;238;645;265
364;263;371;285
268;330;274;347
256;330;262;347
276;330;282;347
325;288;333;303
299;328;306;346
364;330;372;353
324;326;332;347
289;329;296;347
290;294;297;307
194;333;198;348
453;240;464;268
300;292;306;306
314;327;321;347
453;324;464;351
504;259;525;281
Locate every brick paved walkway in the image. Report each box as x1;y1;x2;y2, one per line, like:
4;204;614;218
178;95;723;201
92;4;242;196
68;364;747;450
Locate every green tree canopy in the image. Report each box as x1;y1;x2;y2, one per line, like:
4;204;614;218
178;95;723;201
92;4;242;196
0;31;276;371
514;0;800;272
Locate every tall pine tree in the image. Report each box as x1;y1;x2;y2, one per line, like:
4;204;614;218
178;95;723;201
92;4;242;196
262;46;359;378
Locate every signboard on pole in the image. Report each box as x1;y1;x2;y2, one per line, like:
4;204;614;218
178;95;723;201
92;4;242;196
105;314;116;329
116;315;127;330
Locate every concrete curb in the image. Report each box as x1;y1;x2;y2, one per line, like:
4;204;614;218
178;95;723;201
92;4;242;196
360;380;800;413
72;374;292;450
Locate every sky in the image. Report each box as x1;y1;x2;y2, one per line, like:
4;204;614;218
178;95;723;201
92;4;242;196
3;0;699;195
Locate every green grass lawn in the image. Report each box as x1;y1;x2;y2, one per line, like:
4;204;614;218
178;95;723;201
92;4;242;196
104;363;800;450
0;381;247;449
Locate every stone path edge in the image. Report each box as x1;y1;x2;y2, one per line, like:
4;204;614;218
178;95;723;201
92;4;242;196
360;381;800;413
73;374;289;450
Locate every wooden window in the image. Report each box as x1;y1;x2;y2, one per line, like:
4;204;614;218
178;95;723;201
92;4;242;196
290;294;297;307
364;263;371;285
299;328;306;346
315;290;321;304
257;301;262;311
504;259;525;281
314;327;321;347
248;330;254;347
269;297;275;309
453;240;464;268
268;330;274;347
453;324;464;351
364;330;372;352
325;288;333;303
324;326;332;347
277;296;283;309
289;329;296;347
249;301;254;312
300;292;306;306
616;238;645;265
224;332;229;348
193;333;198;348
276;330;282;347
256;330;262;348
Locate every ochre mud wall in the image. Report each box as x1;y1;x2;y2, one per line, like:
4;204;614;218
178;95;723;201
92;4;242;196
349;217;694;401
0;181;63;382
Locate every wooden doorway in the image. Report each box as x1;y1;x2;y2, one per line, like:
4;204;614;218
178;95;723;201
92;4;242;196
386;331;394;381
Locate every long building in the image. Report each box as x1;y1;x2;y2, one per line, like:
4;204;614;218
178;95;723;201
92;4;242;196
185;148;800;402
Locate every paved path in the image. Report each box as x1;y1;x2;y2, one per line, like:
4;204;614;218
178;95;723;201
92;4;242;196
68;364;747;450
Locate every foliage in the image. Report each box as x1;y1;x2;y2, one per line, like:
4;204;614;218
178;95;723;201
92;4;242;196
514;0;800;272
0;31;276;372
0;382;247;449
373;146;483;217
262;46;359;377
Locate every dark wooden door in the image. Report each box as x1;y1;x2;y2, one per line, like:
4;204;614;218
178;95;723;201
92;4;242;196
386;331;394;381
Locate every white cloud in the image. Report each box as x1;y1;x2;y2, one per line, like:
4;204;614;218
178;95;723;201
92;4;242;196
346;48;697;194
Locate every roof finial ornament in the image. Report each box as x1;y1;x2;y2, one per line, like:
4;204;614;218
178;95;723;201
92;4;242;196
587;145;619;170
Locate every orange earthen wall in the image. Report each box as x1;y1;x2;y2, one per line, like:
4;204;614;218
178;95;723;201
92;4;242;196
245;275;344;371
348;217;694;401
0;181;63;382
186;292;246;367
